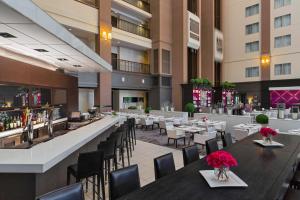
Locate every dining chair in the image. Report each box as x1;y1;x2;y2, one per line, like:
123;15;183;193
140;118;154;130
166;128;186;148
205;138;219;155
109;165;141;200
37;183;84;200
233;129;249;141
284;188;300;200
222;133;233;148
182;145;199;166
154;153;176;180
193;127;217;148
159;120;173;135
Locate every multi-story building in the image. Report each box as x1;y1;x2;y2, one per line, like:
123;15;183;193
222;0;300;108
28;0;223;112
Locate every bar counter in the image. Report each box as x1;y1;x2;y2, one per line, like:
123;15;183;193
0;115;120;200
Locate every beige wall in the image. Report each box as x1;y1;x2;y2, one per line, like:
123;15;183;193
222;0;261;83
33;0;98;33
270;0;300;80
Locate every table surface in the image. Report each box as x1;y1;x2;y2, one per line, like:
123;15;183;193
118;133;300;200
0;116;119;173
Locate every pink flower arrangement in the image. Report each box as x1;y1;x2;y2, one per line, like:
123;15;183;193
206;150;238;169
202;116;208;122
260;127;278;138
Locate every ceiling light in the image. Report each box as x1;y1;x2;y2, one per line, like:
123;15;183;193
0;32;16;38
57;58;68;61
34;49;49;52
73;64;83;68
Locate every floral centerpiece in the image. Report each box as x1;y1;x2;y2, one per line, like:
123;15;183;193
260;127;277;144
202;116;208;122
206;150;238;181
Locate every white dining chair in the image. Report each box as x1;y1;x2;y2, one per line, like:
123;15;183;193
140;118;154;130
166;128;186;148
193;127;217;148
159;120;173;135
233;129;249;141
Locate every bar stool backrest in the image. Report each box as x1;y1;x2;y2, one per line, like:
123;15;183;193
37;183;84;200
77;150;104;180
98;139;116;158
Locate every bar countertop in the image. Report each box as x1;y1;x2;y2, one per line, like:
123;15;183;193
0;115;120;173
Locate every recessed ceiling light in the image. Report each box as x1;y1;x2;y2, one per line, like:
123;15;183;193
73;64;82;68
57;58;68;61
34;49;49;52
0;32;16;38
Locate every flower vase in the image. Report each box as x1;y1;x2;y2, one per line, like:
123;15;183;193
214;167;229;182
263;135;272;144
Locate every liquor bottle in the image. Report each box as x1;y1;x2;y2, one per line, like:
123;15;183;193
9;117;14;130
5;118;9;130
16;116;21;128
13;116;17;129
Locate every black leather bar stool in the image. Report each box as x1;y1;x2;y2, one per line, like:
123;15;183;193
123;121;133;157
222;133;233;148
98;139;118;181
205;138;219;155
37;183;84;200
67;150;105;200
109;129;125;168
154;153;176;180
109;164;141;200
182;145;199;166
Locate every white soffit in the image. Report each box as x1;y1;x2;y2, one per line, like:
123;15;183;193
0;0;111;73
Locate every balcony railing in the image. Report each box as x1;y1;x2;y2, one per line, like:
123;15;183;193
122;0;150;13
75;0;98;8
112;16;150;38
112;59;150;74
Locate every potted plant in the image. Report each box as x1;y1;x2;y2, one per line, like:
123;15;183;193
145;106;152;114
256;114;269;127
185;103;195;118
260;127;278;144
206;150;238;182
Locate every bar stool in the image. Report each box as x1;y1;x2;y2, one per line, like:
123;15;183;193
109;129;125;168
37;183;84;200
123;121;133;157
67;150;105;200
98;139;118;181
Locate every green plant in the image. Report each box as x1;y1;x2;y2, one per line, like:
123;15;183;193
195;78;204;85
128;106;137;110
185;103;195;115
222;81;236;89
190;78;196;85
256;114;269;124
145;106;152;114
112;111;117;116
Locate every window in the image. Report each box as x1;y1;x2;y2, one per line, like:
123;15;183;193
274;14;291;28
188;0;198;15
245;4;259;17
153;49;159;74
275;35;291;48
245;41;259;53
245;67;259;77
162;49;171;74
275;63;291;75
274;0;291;9
246;23;259;35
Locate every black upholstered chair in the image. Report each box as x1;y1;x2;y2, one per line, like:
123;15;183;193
98;139;118;180
154;153;176;180
67;150;105;200
284;188;300;200
37;183;84;200
182;145;199;166
205;138;219;155
109;164;141;200
222;133;233;148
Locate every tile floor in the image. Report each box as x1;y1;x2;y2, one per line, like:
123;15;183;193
85;140;184;200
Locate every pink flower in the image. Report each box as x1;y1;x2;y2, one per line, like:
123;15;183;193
206;150;238;168
260;127;278;137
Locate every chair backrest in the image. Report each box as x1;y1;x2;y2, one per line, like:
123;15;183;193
222;133;233;148
154;153;176;180
109;165;141;200
182;145;199;166
205;138;219;155
159;120;166;129
77;150;104;179
98;139;116;158
37;183;84;200
109;131;123;148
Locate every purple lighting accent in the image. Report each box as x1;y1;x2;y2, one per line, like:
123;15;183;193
270;90;300;108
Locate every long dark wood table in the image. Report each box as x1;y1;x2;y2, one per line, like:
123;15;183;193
118;133;300;200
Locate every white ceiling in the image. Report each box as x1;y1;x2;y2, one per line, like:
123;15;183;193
0;1;111;73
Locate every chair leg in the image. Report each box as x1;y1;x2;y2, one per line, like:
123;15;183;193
104;160;108;181
121;147;125;167
175;139;178;148
86;178;88;192
167;138;170;145
67;169;71;185
92;176;95;200
101;172;105;200
114;155;118;170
